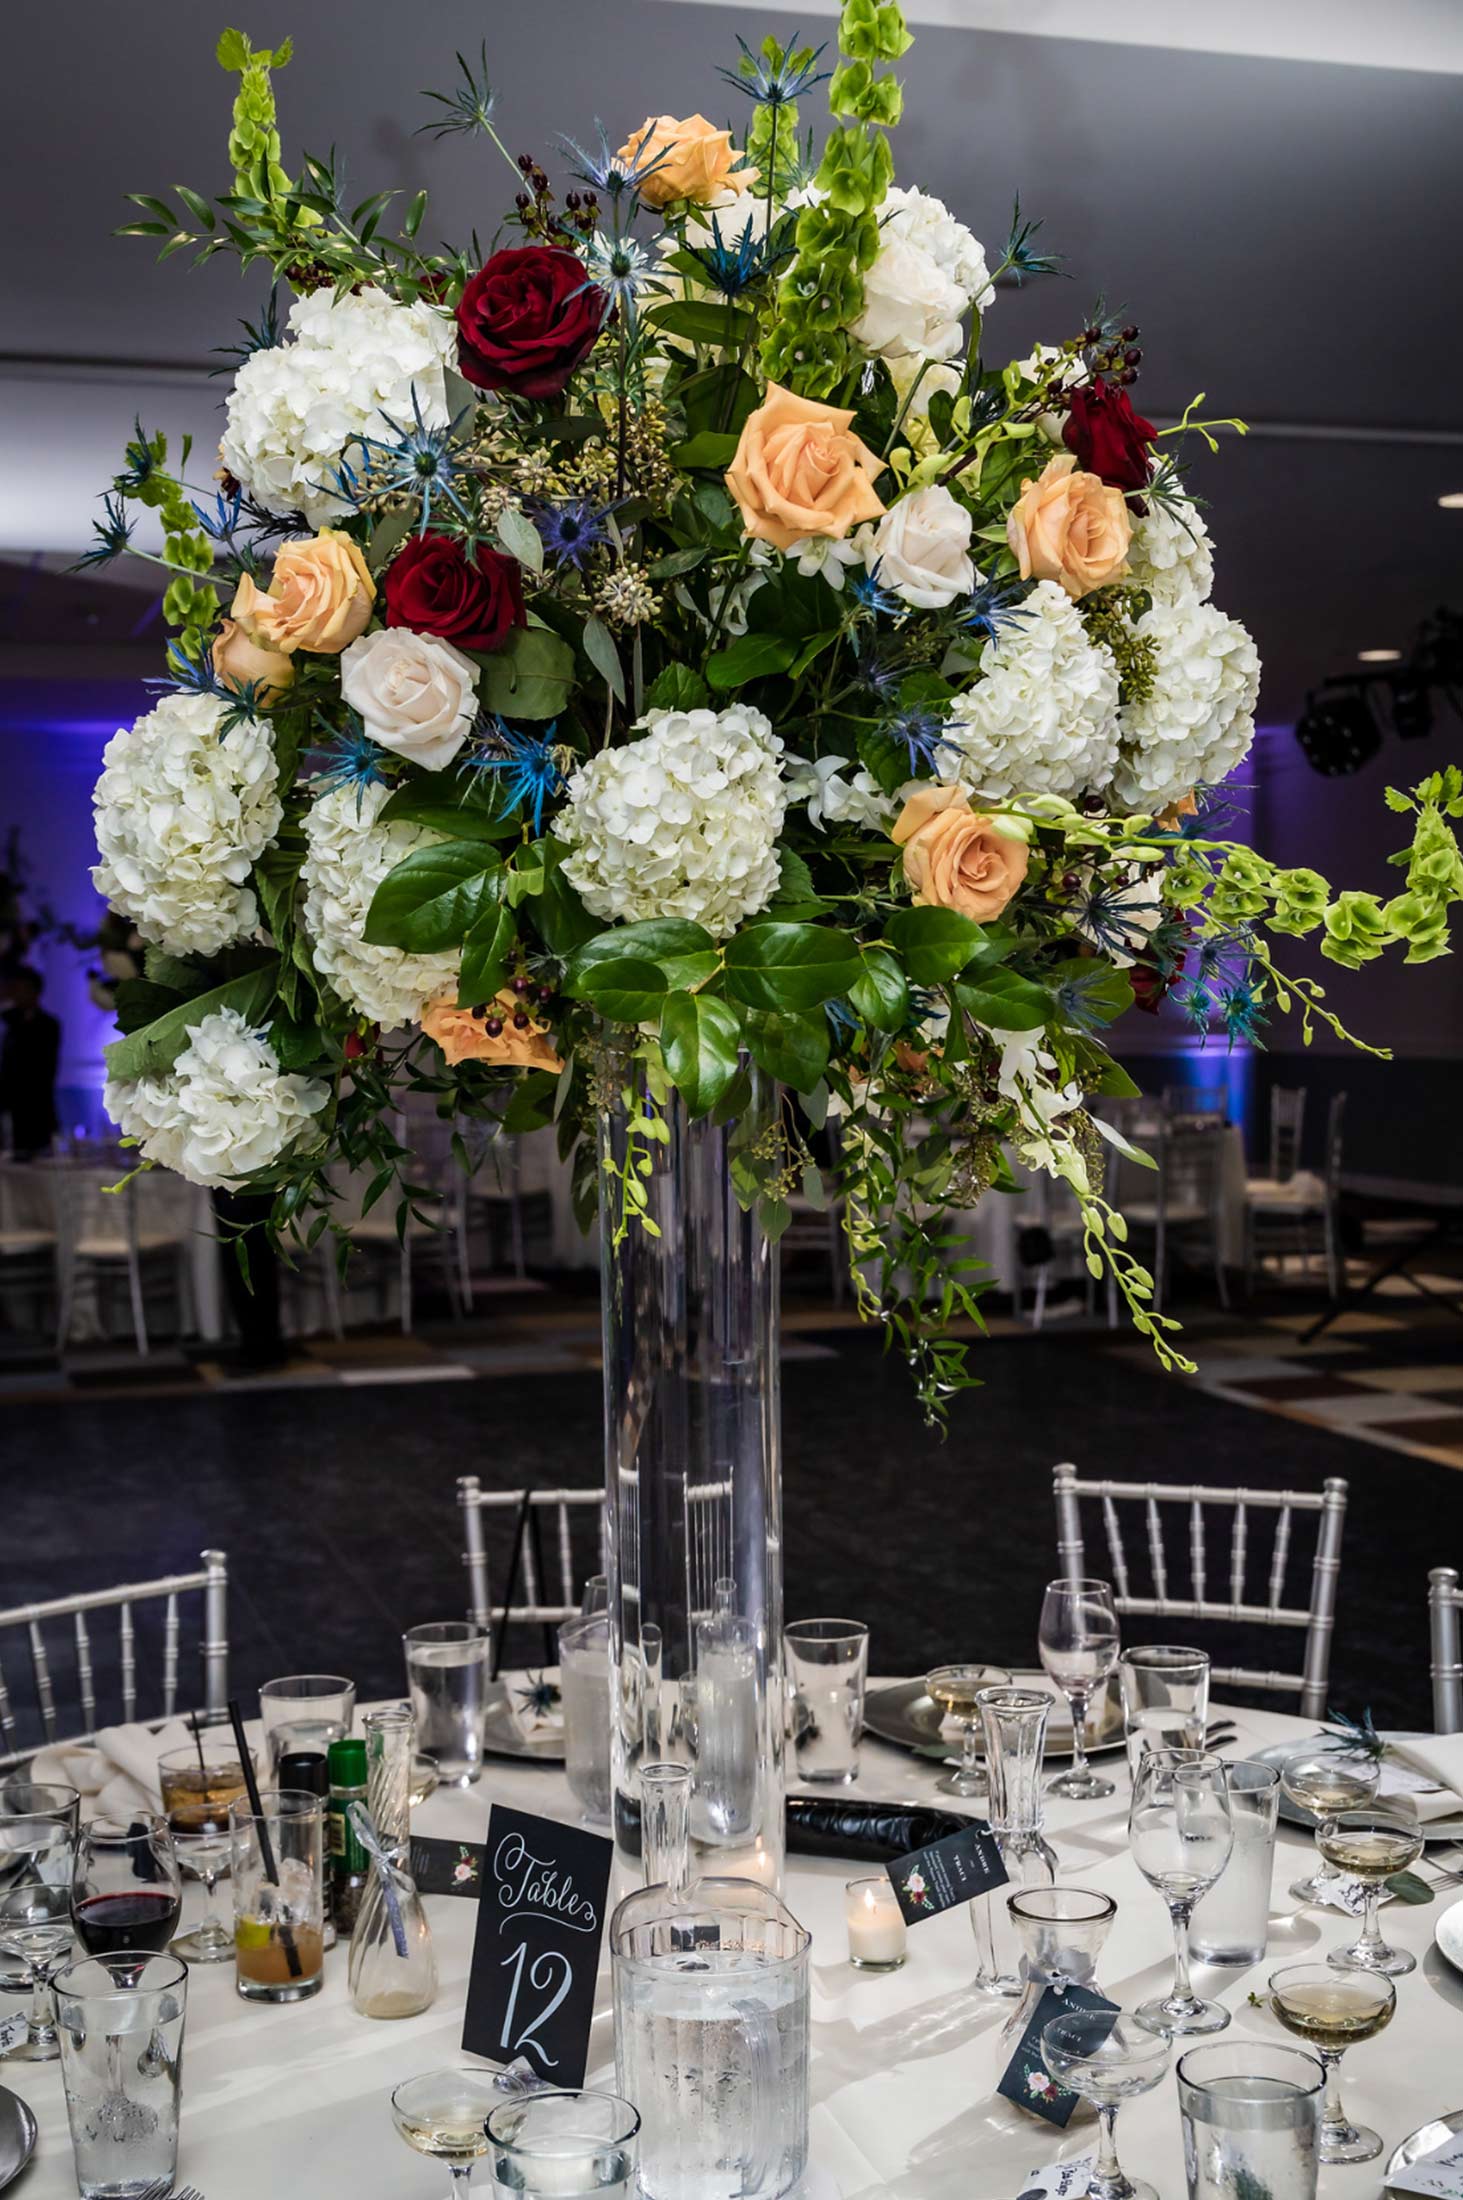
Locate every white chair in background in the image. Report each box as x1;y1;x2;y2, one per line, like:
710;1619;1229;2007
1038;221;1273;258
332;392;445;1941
0;1549;229;1769
0;1160;61;1335
53;1161;198;1355
1429;1567;1462;1734
1245;1092;1347;1298
1114;1118;1231;1313
1053;1463;1347;1719
457;1477;606;1631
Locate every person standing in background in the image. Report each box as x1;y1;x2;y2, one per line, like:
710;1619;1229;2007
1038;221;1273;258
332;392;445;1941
0;967;61;1157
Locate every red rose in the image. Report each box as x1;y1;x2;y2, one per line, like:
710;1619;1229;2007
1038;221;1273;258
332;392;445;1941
455;245;604;399
383;533;526;653
1062;382;1157;495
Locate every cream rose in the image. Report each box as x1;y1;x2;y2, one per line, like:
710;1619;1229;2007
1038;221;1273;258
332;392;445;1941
726;382;885;552
619;114;757;207
340;627;480;772
852;232;968;363
892;784;1030;922
865;485;975;610
1006;452;1130;600
232;530;376;655
210;616;294;706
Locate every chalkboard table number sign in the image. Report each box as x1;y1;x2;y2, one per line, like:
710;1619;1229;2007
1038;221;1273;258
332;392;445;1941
461;1804;614;2089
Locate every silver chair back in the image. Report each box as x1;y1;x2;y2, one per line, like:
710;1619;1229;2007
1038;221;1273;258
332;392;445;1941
458;1478;606;1628
0;1548;229;1768
1269;1086;1308;1185
1053;1465;1346;1718
1430;1567;1462;1733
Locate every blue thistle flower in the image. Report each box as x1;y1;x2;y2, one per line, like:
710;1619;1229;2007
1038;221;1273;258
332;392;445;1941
210;290;283;376
1053;965;1123;1035
417;44;498;141
848;561;902;621
326;386;475;537
999;198;1062;285
192;486;245;544
578;233;655;329
883;708;957;776
717;35;831;105
683;212;788;300
72;494;135;572
146;641;270;733
529;496;617;572
560;119;673;201
115;419;159;495
958;577;1031;646
853;645;904;701
314;714;394;812
1218;978;1267;1048
824;996;859;1043
463;720;567;837
1071;874;1167;964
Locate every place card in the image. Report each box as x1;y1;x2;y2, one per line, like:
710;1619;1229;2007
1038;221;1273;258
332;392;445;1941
410;1835;485;1895
996;1983;1120;2127
1014;2153;1096;2198
1388;2129;1463;2198
884;1820;1008;1925
461;1803;613;2088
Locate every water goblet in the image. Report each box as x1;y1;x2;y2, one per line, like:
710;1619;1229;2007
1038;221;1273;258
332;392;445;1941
1041;2009;1171;2200
1315;1801;1423;1975
1039;1578;1120;1800
391;2066;502;2192
924;1662;1011;1799
157;1745;252;1964
1118;1645;1209;1778
1129;1748;1232;2036
485;2088;641;2199
1277;1747;1380;1903
0;1816;75;2062
1268;1959;1394;2165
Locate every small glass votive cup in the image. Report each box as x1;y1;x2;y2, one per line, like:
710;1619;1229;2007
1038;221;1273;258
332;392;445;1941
485;2087;642;2199
1118;1645;1210;1778
403;1622;491;1788
1177;2040;1324;2200
1189;1759;1280;1967
845;1876;907;1971
785;1619;870;1786
54;1951;188;2200
639;1760;692;1898
258;1673;356;1777
229;1790;325;2003
559;1613;612;1825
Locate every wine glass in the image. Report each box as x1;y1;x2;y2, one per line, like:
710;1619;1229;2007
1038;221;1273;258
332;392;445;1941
157;1746;252;1964
1041;2010;1171;2200
392;2066;502;2192
1268;1959;1394;2164
1315;1800;1424;1975
71;1819;182;1961
0;1816;75;2062
1129;1749;1232;2036
1278;1746;1379;1903
1039;1578;1120;1800
924;1664;1011;1798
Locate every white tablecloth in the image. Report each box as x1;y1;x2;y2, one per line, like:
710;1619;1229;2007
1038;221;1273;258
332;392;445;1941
10;1697;1459;2197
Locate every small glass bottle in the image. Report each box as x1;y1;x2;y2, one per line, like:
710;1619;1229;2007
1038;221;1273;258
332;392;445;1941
348;1704;438;2019
970;1687;1057;1997
327;1735;370;1938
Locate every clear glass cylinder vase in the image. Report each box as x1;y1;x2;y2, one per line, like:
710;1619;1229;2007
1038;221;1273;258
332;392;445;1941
598;1059;785;1889
971;1687;1057;1996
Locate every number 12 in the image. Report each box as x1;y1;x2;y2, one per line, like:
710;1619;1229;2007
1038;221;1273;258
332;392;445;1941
500;1941;574;2063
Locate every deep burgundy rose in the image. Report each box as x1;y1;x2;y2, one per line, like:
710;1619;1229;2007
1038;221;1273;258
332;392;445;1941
455;245;605;399
383;533;526;653
1062;382;1158;494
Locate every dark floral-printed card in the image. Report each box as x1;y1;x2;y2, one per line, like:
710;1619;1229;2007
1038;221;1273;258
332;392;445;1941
996;1983;1119;2126
410;1836;484;1896
884;1820;1007;1925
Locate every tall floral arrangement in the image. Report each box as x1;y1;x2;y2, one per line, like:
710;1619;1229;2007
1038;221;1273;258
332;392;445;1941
88;14;1462;1417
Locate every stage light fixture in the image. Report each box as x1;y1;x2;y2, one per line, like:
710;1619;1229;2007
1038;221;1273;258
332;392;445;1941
1294;684;1382;776
1390;676;1434;740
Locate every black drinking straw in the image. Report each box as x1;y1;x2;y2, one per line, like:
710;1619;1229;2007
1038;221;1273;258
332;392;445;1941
490;1490;535;1684
190;1709;208;1781
228;1696;302;1979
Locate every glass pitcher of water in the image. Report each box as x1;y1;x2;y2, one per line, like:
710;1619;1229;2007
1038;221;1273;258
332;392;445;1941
611;1876;810;2200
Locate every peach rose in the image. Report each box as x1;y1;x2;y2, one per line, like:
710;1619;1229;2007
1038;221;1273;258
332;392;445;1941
419;991;563;1072
892;785;1030;923
727;382;886;552
210;616;294;707
1006;452;1131;599
231;530;375;655
619;113;757;208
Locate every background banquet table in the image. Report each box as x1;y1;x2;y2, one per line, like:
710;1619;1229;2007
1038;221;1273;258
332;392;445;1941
11;1694;1456;2199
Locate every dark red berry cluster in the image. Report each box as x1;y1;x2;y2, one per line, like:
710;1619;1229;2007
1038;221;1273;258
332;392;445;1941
1082;321;1143;386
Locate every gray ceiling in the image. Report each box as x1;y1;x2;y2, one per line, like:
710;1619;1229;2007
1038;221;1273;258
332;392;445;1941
4;0;1462;719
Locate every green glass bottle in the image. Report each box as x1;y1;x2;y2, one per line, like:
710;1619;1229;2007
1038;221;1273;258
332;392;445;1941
326;1735;370;1937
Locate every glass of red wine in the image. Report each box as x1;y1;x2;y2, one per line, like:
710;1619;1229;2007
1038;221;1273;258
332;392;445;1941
71;1819;182;1960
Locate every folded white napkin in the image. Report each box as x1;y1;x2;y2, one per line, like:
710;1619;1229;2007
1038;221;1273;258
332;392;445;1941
502;1668;565;1744
29;1715;264;1824
1382;1732;1463;1823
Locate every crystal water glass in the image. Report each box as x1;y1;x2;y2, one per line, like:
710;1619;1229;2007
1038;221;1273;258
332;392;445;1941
785;1618;869;1785
54;1950;188;2200
157;1744;252;1964
1129;1748;1232;2036
1268;1959;1395;2164
1279;1746;1379;1903
1042;2010;1171;2200
1190;1760;1280;1967
258;1672;356;1776
1118;1646;1210;1777
404;1624;490;1787
0;1814;75;2062
392;2066;501;2192
1315;1800;1424;1975
925;1662;1011;1799
1039;1577;1120;1800
639;1761;692;1898
559;1612;612;1824
1176;2040;1324;2200
485;2088;641;2199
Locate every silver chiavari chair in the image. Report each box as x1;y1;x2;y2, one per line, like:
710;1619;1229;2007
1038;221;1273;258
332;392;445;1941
458;1479;606;1629
0;1549;229;1769
1053;1466;1347;1718
1429;1568;1462;1734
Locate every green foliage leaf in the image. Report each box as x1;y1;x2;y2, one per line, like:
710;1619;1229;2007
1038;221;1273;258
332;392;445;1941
104;958;281;1084
566;919;719;993
268;1017;327;1071
956;966;1052;1032
569;955;668;1025
581;614;625;702
499;1069;559;1135
707;633;798;690
456;905;516;1007
722;923;860;1011
849;947;909;1030
1048;959;1134;1026
496;504;545;573
475;624;576;720
770;848;828;915
362;842;502;952
647;547;709;580
660;991;742;1119
112;979;186;1035
884;905;988;984
646;300;758;347
670;431;741;469
531;843;600;957
376;782;519;841
1385;1870;1434;1905
743;1006;830;1090
643;663;710;713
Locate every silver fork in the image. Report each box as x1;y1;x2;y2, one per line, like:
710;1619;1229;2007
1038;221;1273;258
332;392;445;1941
137;2183;205;2200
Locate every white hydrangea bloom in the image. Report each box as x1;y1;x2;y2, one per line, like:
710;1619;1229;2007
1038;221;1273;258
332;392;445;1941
1113;601;1260;813
105;1009;328;1189
852;186;992;364
91;693;282;958
220;286;457;525
939;581;1121;802
555;705;787;937
301;779;461;1028
1125;494;1215;608
881;186;993;310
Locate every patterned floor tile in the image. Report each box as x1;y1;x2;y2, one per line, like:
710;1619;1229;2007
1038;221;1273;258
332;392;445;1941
1272;1389;1453;1426
1345;1366;1463;1395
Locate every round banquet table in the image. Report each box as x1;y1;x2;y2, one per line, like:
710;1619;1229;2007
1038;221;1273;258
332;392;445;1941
9;1695;1460;2198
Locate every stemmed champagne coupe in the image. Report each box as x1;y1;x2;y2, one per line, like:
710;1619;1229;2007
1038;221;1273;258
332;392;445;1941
1129;1749;1232;2036
924;1664;1011;1799
1038;1578;1120;1800
1277;1746;1379;1904
1268;1959;1394;2164
1041;2011;1171;2200
391;2067;502;2192
1315;1800;1423;1975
